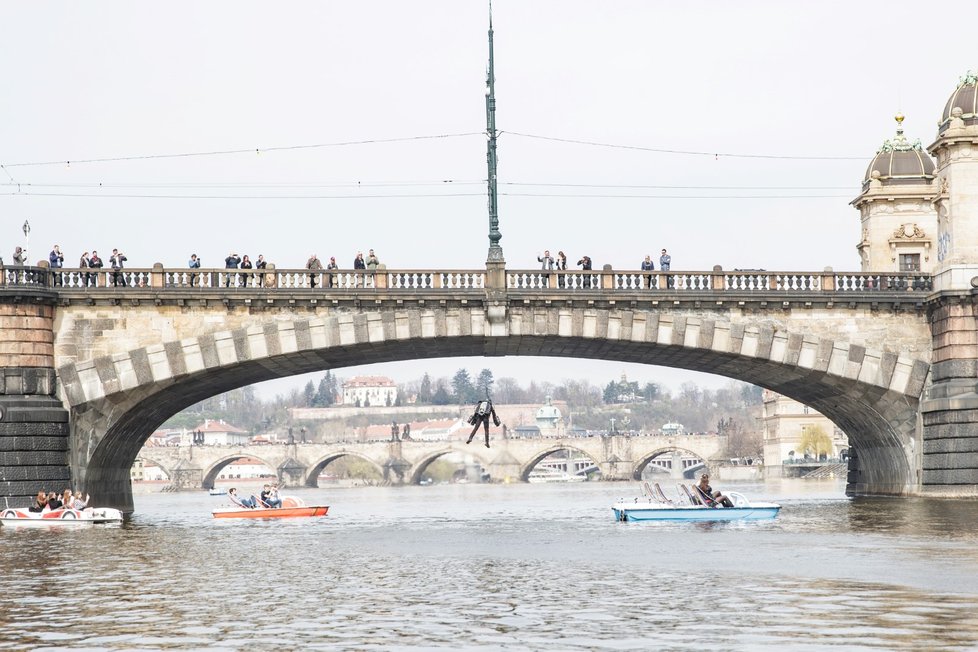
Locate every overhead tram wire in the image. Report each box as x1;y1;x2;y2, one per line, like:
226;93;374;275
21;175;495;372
0;179;487;190
0;191;487;200
1;130;870;171
1;132;486;169
502;131;867;161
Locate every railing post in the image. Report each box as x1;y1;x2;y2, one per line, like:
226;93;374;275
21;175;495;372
601;265;614;290
151;262;164;288
821;266;835;292
433;272;443;289
485;260;506;292
712;265;725;291
375;264;388;289
265;263;277;289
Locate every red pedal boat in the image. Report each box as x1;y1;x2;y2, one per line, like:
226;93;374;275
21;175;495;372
212;496;329;519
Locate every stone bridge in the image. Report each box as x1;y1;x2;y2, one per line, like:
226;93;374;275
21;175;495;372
1;263;974;513
138;434;724;489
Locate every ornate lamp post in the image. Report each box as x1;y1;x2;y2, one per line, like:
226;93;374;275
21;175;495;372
22;220;30;262
485;12;502;263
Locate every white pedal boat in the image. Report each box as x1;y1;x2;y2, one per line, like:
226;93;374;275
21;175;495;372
0;506;124;526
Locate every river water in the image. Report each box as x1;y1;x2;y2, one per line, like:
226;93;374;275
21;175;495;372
2;479;977;651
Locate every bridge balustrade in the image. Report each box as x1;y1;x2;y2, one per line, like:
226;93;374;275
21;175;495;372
0;265;934;295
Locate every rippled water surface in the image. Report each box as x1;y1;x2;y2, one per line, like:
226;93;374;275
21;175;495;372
2;480;978;651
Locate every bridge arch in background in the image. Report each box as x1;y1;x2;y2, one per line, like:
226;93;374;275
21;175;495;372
304;452;386;488
57;309;928;512
407;448;491;486
631;447;710;481
518;444;598;482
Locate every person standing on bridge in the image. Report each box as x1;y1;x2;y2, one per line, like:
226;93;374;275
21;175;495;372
49;245;64;286
641;255;655;289
306;253;323;288
353;252;366;288
555;251;567;288
576;255;592;288
224;252;241;287
80;251;92;287
538;250;554;270
659;249;671;271
188;253;201;287
659;248;672;289
326;256;338;288
366;249;380;288
255;254;267;287
110;248;127;287
89;250;103;287
240;254;253;287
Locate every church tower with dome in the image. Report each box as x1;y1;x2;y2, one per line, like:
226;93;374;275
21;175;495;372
927;71;978;268
852;114;937;273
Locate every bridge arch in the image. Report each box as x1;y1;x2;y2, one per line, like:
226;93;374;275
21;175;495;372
305;452;385;487
200;454;277;489
632;447;709;481
407;448;492;485
55;307;929;511
519;443;598;482
132;452;174;483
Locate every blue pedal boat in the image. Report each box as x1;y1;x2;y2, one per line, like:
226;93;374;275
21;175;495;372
613;491;780;522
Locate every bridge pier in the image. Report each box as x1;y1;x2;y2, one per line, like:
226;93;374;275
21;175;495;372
669;451;686;480
0;298;71;507
278;457;306;488
920;291;978;496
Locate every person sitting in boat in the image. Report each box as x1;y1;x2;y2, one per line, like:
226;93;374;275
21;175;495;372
695;474;733;508
259;483;282;508
71;491;90;510
228;487;259;509
46;491;64;510
61;489;74;509
28;490;47;513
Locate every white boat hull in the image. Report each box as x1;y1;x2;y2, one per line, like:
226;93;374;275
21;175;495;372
528;474;586;483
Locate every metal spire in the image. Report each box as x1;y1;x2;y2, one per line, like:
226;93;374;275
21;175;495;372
485;2;503;262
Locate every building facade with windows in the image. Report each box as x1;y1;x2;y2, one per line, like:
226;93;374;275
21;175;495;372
342;376;397;407
761;390;849;477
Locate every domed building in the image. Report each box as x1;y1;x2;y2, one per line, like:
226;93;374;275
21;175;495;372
939;71;978;134
928;71;978;266
535;396;563;435
852;114;938;273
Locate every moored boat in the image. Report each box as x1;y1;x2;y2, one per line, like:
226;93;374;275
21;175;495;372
212;496;329;519
612;484;780;522
527;467;587;483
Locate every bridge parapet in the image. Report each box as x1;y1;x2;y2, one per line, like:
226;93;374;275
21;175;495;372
1;265;933;303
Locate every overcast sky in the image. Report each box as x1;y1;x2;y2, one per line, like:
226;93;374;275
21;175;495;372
2;1;974;398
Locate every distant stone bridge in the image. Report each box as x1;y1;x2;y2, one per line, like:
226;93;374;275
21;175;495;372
138;435;724;490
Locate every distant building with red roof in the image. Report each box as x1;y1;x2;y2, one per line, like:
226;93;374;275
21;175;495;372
342;375;397;407
192;419;251;446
